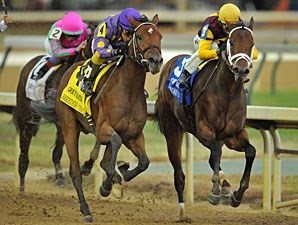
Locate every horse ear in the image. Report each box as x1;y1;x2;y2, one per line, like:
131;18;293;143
152;14;159;26
249;17;254;31
127;16;141;29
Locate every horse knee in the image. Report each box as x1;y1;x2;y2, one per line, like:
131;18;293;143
245;144;256;159
139;156;150;172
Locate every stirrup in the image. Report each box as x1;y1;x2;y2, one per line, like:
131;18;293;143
178;75;190;89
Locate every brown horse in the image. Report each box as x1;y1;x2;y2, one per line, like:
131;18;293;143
152;18;256;222
13;32;95;193
55;15;162;222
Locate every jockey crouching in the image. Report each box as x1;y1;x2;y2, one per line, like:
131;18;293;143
178;3;259;89
37;12;92;79
80;7;149;97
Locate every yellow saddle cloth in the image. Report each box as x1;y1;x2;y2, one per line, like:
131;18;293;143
60;59;115;115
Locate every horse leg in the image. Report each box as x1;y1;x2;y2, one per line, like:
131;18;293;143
57;105;92;222
81;142;101;176
205;141;222;205
52;125;65;187
208;154;231;205
98;133;122;197
18;117;41;192
100;145;123;198
117;133;149;182
225;131;256;207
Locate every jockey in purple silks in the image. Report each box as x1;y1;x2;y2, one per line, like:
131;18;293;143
38;12;92;78
80;7;148;96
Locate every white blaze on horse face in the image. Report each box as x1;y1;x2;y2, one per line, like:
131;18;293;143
148;27;153;34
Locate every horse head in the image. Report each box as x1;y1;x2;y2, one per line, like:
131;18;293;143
223;17;255;83
127;14;163;74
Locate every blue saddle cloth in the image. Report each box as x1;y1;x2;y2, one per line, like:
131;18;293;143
166;56;198;105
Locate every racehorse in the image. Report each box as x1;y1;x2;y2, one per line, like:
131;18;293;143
13;30;95;193
55;15;162;222
152;18;256;222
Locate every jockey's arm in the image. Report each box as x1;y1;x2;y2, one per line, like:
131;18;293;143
198;29;218;60
92;22;121;64
50;38;77;58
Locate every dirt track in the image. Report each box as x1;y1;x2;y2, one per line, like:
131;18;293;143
1;169;298;225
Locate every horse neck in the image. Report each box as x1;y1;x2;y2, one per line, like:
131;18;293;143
115;57;147;97
215;59;244;94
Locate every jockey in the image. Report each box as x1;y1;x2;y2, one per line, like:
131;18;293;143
0;14;12;32
38;12;92;78
178;3;259;89
80;7;147;96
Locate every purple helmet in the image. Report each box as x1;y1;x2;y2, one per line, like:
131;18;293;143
119;8;142;31
61;12;84;35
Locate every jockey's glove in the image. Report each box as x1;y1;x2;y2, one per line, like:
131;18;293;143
216;44;226;56
113;48;126;56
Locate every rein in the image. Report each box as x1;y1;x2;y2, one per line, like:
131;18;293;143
130;22;161;70
190;58;221;108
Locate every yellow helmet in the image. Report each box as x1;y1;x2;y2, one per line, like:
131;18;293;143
218;3;241;24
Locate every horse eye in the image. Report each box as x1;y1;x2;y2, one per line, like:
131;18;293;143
137;35;143;40
230;41;234;47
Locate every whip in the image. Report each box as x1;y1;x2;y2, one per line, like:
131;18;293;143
2;0;7;15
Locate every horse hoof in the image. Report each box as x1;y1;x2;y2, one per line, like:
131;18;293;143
208;194;220;205
55;178;65;188
84;215;93;222
99;184;111;197
81;162;93;176
230;191;241;207
81;166;92;176
112;183;123;199
221;187;231;205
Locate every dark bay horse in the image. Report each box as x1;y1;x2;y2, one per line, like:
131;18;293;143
13;33;95;193
55;15;162;222
152;18;256;222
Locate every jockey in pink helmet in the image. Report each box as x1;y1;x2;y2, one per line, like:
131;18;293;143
37;12;92;79
80;8;149;96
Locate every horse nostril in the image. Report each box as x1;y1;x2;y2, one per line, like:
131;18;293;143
148;56;163;64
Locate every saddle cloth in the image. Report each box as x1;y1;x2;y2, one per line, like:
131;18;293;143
60;59;116;116
166;56;216;106
25;55;57;102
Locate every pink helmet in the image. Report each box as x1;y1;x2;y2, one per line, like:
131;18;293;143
61;12;84;35
119;8;142;31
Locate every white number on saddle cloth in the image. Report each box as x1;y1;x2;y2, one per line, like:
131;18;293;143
25;56;54;102
49;27;62;40
173;57;189;78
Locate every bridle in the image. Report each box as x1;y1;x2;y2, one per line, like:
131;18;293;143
226;26;254;74
128;22;161;69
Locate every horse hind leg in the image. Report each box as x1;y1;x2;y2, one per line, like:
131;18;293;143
18;118;41;192
81;142;101;176
52;126;65;187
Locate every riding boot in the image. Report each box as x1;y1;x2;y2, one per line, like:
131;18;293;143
80;60;100;96
178;70;191;89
